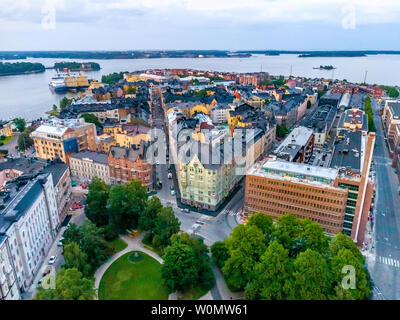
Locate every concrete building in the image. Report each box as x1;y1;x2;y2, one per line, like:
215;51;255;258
69;151;110;184
0;174;59;295
108;145;153;191
0;236;20;299
245;159;348;235
274;126;314;162
211;104;231;124
31;118;98;163
329;130;376;245
245;131;375;245
382;100;400;153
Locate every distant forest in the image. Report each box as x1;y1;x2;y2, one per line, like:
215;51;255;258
0;62;45;76
0;50;249;60
54;61;100;71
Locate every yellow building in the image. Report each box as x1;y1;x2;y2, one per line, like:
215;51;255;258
31;118;98;163
0;121;13;137
103;123;151;149
98;133;116;153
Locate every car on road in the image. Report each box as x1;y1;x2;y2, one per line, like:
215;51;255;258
181;208;190;213
168;172;172;179
170;186;175;196
48;255;57;265
57;237;64;247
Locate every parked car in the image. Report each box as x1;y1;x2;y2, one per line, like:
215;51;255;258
181;208;190;213
48;255;57;265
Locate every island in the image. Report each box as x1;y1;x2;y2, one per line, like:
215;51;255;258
313;65;336;70
53;61;101;71
0;62;45;76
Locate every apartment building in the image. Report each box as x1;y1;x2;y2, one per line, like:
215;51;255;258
274;126;314;163
31;118;98;163
103;123;151;149
177;140;241;211
382;100;400;153
0;174;59;296
0;121;13;137
108;145;153;191
69;151;110;184
0;158;71;225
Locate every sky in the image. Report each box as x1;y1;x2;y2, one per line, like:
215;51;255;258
1;0;400;51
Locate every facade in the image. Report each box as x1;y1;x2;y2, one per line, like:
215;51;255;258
211;104;231;124
177;141;241;211
31;118;98;163
103;123;151;149
245;159;348;235
0;121;13;137
108;145;153;191
0;174;59;295
382;100;400;153
330;131;376;245
40;162;71;224
69;151;110;184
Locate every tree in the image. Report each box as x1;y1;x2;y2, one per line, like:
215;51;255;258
276;124;290;138
126;86;137;94
34;268;94;300
139;196;163;232
17;126;34;151
153;206;181;248
245;241;294;300
223;225;265;290
107;179;148;233
293;249;330;299
300;219;329;255
330;233;364;264
13;118;26;132
272;214;304;253
63;221;111;275
171;233;215;290
246;213;274;244
63;242;91;277
211;240;230;268
81;113;102;128
331;248;371;300
59;97;73;111
161;242;198;293
85;177;109;227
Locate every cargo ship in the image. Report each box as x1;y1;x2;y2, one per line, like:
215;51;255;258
49;68;89;93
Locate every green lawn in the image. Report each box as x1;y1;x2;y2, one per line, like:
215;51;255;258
0;136;13;145
98;251;169;300
108;237;128;253
178;285;209;300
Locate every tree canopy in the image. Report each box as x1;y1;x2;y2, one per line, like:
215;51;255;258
213;213;372;300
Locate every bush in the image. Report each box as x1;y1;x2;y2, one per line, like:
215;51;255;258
101;224;119;241
0;135;5;140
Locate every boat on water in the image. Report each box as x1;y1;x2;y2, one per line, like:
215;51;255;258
49;68;89;94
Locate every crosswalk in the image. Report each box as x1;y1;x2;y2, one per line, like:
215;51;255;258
222;209;239;217
377;256;400;268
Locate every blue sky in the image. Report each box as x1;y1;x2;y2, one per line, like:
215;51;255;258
1;0;399;51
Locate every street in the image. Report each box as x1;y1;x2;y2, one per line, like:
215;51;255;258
367;98;400;300
149;85;240;246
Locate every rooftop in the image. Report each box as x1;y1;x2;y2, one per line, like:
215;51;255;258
70;150;108;165
330;130;364;173
388;101;400;119
248;158;339;186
